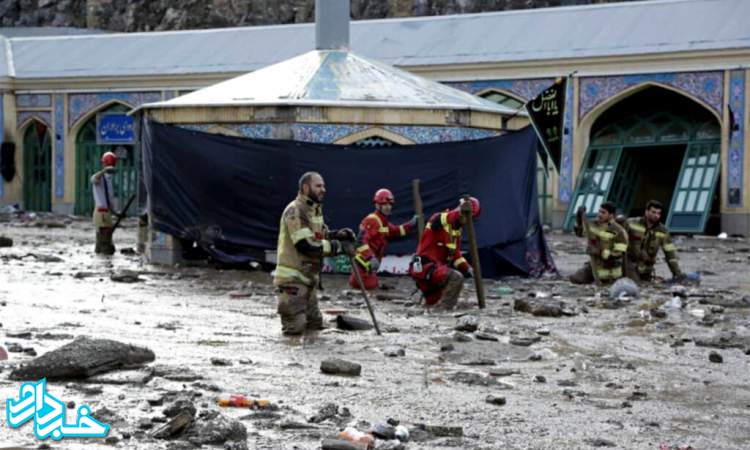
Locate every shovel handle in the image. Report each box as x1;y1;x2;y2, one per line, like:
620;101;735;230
412;179;424;241
348;256;382;335
462;207;486;309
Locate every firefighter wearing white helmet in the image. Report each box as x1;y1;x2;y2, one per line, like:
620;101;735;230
91;151;118;254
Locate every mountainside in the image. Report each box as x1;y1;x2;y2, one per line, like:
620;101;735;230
0;0;636;32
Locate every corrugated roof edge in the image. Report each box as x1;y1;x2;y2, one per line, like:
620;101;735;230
5;0;698;43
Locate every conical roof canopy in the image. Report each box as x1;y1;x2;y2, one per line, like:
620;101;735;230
141;50;519;115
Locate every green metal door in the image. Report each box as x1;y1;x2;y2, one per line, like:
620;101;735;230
667;141;721;232
74;106;138;216
564;146;623;229
22;122;52;212
607;149;639;214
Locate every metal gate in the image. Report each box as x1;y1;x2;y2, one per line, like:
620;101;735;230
666;141;721;232
22;121;52;212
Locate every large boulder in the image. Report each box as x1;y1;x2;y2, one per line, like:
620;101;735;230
9;336;155;381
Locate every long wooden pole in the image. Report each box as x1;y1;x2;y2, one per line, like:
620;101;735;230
411;179;424;241
462;207;486;309
348;256;382;335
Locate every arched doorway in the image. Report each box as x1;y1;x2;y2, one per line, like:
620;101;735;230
22;120;52;211
74;103;138;216
566;87;721;233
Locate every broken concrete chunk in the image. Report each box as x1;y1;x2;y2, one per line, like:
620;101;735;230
454;315;479;332
336;315;374;331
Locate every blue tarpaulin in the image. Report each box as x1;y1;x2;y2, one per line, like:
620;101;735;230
141;120;555;278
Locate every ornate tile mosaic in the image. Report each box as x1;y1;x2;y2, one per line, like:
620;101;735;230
446;78;556;102
579;71;724;120
54;95;65;198
0;93;3;197
16;94;52;108
558;80;575;203
17;111;52;128
728;70;745;207
227;124;275;139
68;92;162;127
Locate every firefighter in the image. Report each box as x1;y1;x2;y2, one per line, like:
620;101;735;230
273;171;356;335
569;201;628;285
409;197;480;310
91;151;118;255
620;199;685;283
348;188;418;290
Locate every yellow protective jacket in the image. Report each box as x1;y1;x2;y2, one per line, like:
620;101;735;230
575;216;628;282
273;193;338;287
623;217;683;278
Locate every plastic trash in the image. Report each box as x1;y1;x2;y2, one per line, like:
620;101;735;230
216;394;270;409
338;427;374;450
609;278;640;300
665;296;682;310
493;286;514;296
394;425;410;442
717;232;728;239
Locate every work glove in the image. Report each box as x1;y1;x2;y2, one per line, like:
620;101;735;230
329;239;343;256
576;205;586;219
341;240;356;257
459;199;473;215
409;214;420;227
334;228;356;242
615;214;627;225
601;248;611;260
465;267;475;279
368;257;380;273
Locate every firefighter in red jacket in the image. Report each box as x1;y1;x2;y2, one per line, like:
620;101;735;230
409;197;480;310
349;188;418;290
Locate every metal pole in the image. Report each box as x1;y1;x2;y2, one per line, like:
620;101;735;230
411;179;424;241
462;208;486;309
348;256;382;335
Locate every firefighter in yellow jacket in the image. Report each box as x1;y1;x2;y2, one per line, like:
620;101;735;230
569;201;628;285
620;199;684;283
273;172;355;335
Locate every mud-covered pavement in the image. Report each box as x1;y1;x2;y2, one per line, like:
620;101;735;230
1;216;749;450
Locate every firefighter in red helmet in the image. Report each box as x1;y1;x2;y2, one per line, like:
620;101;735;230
91;151;118;254
409;196;480;310
348;188;419;290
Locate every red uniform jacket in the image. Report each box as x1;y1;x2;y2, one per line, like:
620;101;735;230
354;211;413;270
415;210;469;273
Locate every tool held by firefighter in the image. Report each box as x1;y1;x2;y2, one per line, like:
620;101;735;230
112;194;136;232
412;179;425;242
348;248;382;335
461;195;486;309
91;151;119;255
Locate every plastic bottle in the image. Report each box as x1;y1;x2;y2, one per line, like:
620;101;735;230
338;427;374;450
216;394;270;409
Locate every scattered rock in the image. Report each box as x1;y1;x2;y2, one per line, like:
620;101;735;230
6;331;32;339
23;347;37;357
110;271;143;283
336;315;374;331
450;371;509;387
36;332;74;340
474;331;499;341
210;357;232;366
0;236;13;247
417;424;463;437
440;343;455;352
9;336;155;381
321;358;361;376
185;411;247;446
509;336;541;346
536;328;550;336
534;375;546;383
489;368;520;377
163;397;197;418
513;298;563;317
371;423;396;439
694;332;750;350
374;440;405;450
452;331;473;342
151;410;194;439
321;439;360;450
485;395;506;406
382;346;405;357
153;365;203;381
557;379;578;387
454;315;479;332
709;351;723;363
585;437;616;447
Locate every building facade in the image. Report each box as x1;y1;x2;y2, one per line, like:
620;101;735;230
1;0;748;235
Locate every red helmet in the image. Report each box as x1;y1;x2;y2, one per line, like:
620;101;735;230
373;188;394;205
101;151;117;167
460;196;481;218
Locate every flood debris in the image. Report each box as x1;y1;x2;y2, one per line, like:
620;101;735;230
9;336;155;380
336;314;374;331
321;358;362;376
0;236;12;247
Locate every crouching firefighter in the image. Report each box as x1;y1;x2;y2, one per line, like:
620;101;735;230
409;197;480;310
273;172;355;335
91;151;118;255
348;188;418;290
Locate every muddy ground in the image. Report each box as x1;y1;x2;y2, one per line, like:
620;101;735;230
0;215;749;450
